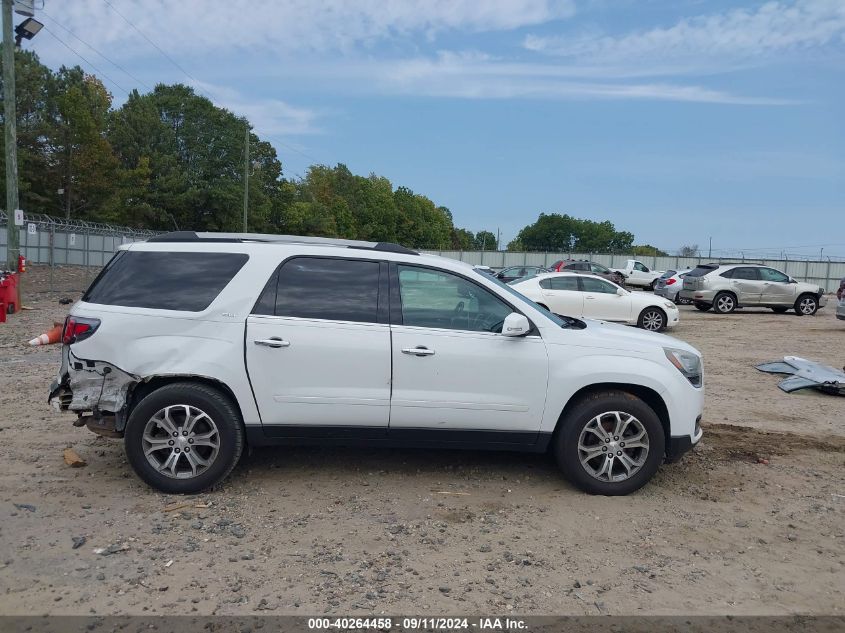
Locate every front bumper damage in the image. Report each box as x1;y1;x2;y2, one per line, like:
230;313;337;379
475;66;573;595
49;347;140;437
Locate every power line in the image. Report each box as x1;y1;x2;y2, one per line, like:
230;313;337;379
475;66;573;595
40;8;153;92
41;26;129;95
98;0;329;166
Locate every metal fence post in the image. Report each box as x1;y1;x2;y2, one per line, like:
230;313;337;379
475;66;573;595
826;257;832;292
49;224;54;293
804;259;810;284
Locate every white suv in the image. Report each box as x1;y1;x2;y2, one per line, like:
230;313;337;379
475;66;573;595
49;232;704;496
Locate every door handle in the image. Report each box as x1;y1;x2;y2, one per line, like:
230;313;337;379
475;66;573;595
585;295;596;300
401;346;435;357
254;337;290;348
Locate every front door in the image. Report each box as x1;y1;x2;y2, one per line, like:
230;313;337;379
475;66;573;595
389;265;549;441
246;256;391;435
758;267;796;305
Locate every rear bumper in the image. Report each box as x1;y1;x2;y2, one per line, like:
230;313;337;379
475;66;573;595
680;288;715;302
654;286;675;300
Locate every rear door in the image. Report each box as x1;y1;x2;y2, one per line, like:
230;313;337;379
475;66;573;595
538;275;584;316
725;267;763;304
245;256;391;436
579;276;630;321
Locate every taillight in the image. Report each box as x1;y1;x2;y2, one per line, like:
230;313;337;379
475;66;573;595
62;316;101;345
666;278;676;285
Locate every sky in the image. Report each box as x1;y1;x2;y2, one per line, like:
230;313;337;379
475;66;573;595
22;0;845;257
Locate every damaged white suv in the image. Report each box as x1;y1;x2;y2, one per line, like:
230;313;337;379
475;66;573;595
50;232;704;496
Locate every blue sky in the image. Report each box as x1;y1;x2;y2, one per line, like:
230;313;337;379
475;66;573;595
28;0;845;257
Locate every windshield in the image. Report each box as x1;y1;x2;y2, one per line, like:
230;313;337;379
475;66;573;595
476;269;572;328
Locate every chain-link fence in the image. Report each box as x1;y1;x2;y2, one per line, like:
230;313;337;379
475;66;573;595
1;211;160;293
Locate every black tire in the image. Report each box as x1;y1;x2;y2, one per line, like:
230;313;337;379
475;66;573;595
648;280;657;291
713;292;737;314
124;382;244;494
694;302;711;312
794;294;818;316
553;390;665;496
771;307;788;314
637;306;667;332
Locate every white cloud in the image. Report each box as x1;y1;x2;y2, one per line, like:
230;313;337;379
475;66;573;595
340;53;798;104
189;80;322;136
53;0;575;56
524;0;845;63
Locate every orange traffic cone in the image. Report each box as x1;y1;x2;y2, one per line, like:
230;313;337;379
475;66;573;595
29;323;63;346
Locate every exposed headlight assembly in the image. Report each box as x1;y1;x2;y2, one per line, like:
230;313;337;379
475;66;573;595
664;347;702;387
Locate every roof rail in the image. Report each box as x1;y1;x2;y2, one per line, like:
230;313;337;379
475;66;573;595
146;231;419;255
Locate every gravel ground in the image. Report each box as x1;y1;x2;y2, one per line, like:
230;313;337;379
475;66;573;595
0;265;843;616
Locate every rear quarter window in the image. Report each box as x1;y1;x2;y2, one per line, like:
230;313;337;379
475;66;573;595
83;251;249;311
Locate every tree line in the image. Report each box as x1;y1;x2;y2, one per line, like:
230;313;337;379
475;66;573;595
2;50;659;253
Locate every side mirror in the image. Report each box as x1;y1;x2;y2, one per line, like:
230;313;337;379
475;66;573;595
789;278;797;284
616;288;625;296
502;312;530;337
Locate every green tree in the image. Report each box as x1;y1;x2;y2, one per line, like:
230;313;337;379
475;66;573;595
631;244;668;256
510;213;634;252
474;230;498;250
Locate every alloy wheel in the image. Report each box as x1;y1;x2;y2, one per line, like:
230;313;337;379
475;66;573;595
577;411;650;483
641;310;664;331
716;295;735;312
142;405;221;479
799;297;817;315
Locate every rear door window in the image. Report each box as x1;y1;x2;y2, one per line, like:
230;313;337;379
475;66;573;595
272;257;381;323
83;251;248;311
730;267;760;281
549;276;580;291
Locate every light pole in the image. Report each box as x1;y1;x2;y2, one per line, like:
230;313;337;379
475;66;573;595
3;0;19;272
242;125;249;233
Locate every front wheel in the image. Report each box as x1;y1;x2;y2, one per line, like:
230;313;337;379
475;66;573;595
124;382;244;494
638;307;667;332
553;390;665;496
794;294;818;316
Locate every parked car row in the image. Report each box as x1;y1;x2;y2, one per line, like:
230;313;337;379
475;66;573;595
654;269;693;305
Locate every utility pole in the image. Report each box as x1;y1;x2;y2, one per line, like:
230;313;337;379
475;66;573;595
708;236;712;259
3;0;19;272
242;125;249;233
496;227;500;251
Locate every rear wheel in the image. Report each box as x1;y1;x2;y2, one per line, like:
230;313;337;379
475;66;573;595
694;302;712;312
794;294;818;316
124;382;244;494
713;292;737;314
553;390;665;496
637;307;666;332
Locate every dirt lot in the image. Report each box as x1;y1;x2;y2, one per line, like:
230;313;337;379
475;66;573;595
0;265;843;616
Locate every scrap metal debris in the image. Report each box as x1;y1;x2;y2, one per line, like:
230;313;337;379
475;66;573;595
756;356;845;396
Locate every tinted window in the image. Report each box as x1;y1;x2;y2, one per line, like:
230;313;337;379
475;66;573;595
660;270;677;279
83;251;248;311
581;277;617;294
759;267;789;282
275;257;380;323
730;267;760;281
687;266;718;277
549;276;580;291
567;262;589;271
634;262;649;272
398;265;512;333
590;263;610;274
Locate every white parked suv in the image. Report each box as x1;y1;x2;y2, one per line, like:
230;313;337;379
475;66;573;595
49;233;704;496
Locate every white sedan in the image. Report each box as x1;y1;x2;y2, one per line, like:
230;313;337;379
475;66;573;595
512;272;679;332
